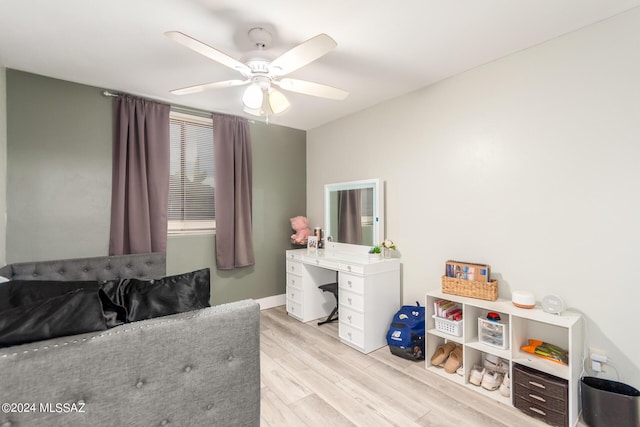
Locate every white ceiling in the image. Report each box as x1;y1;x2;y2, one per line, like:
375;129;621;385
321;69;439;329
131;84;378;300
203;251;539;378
1;0;639;130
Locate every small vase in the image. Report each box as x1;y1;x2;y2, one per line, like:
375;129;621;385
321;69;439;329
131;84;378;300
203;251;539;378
383;247;390;258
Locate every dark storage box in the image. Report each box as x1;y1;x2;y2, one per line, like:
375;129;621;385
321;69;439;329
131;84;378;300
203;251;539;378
581;376;640;427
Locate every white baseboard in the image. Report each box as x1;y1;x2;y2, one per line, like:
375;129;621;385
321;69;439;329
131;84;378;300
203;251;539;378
256;293;286;310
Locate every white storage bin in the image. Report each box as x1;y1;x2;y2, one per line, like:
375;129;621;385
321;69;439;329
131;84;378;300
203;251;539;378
433;315;463;337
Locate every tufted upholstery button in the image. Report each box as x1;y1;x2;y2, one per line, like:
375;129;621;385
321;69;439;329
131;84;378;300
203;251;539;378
160;420;168;426
227;355;233;361
184;366;192;373
136;381;144;389
32;272;38;277
206;403;213;410
105;266;111;270
126;264;133;269
58;269;65;275
83;268;89;272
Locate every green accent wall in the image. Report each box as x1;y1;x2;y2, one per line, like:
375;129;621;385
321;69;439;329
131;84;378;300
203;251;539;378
6;69;306;304
166;121;306;304
7;69;112;262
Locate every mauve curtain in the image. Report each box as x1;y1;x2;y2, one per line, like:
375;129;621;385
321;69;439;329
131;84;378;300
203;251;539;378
109;95;170;255
213;113;255;270
338;189;362;245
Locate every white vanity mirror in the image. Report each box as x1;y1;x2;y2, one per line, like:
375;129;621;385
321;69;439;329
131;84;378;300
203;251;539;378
324;178;383;247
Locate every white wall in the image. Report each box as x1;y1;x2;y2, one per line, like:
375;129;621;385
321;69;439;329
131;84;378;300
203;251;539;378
0;66;6;266
308;8;640;387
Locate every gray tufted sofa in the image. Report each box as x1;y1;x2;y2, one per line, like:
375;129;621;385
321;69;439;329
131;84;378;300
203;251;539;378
0;253;260;427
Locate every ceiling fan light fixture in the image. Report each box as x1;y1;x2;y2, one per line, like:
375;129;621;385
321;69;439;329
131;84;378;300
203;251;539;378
242;83;263;110
268;89;290;114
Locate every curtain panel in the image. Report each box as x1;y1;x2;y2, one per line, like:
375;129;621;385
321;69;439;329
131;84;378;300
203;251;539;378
213;113;255;270
109;95;170;255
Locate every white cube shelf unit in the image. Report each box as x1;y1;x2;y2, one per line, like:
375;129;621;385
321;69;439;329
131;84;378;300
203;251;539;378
425;290;583;426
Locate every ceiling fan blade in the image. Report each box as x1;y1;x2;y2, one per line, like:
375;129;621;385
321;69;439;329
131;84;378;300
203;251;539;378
165;31;251;75
269;34;337;76
170;79;249;95
275;78;349;100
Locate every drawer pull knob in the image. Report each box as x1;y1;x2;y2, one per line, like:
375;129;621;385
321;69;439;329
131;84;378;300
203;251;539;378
291;293;295;298
529;394;546;403
291;306;295;312
348;332;352;338
348;280;352;287
529;381;546;389
316;260;320;265
348;266;352;271
348;297;352;305
291;266;295;271
529;407;546;416
348;315;352;322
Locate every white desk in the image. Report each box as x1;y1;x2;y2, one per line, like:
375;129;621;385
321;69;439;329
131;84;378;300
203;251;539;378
285;247;400;354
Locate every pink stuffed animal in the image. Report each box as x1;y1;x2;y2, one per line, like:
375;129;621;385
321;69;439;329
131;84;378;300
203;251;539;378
290;216;312;245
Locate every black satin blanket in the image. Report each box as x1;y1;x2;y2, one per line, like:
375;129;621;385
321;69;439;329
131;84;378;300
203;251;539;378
0;268;210;347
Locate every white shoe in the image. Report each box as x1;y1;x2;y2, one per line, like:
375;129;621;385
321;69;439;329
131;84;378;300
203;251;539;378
469;364;485;386
499;372;511;397
481;370;504;391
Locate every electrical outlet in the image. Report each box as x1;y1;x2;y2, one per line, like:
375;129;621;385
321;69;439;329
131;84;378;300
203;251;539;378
590;347;607;362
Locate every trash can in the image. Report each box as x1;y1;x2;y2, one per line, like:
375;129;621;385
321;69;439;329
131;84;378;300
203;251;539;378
581;376;640;427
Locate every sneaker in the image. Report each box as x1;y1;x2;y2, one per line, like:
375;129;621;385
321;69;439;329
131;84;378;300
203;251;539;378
456;364;464;376
484;354;508;374
499;371;511;397
481;370;504;391
469;364;485;386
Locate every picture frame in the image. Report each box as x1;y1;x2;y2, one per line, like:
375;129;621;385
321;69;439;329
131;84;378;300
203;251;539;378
307;236;317;251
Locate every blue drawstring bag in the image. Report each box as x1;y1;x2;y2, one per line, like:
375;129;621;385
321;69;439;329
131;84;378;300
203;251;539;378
386;301;425;360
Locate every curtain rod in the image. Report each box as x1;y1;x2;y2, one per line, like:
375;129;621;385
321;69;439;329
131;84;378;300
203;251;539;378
101;89;255;122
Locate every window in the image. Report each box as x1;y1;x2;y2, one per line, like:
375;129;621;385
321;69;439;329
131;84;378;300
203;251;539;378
168;111;215;233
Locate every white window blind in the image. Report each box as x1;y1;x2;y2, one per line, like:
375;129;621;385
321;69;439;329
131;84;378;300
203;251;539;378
168;112;215;233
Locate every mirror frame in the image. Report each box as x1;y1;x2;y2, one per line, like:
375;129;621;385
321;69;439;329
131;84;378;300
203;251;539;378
324;178;384;247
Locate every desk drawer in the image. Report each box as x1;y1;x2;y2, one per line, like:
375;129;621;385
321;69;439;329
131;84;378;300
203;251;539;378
339;263;364;275
287;285;303;304
286;299;303;319
309;257;339;270
287;273;302;288
340;289;364;311
339;305;364;329
340;273;365;294
286;260;302;275
340;323;364;348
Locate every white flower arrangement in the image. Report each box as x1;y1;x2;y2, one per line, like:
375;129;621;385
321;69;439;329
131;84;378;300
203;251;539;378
381;239;396;250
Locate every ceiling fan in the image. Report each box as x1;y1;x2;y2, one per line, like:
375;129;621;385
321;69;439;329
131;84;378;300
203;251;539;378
165;28;349;117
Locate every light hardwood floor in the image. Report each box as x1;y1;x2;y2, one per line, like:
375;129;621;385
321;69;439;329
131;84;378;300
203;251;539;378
260;305;565;427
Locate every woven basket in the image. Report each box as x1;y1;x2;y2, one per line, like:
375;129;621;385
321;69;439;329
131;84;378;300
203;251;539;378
441;276;498;301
